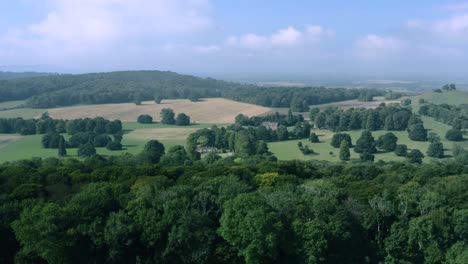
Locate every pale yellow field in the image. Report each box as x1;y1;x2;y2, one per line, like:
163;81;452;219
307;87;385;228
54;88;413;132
310;96;405;110
0;135;22;149
46;98;271;123
126;128;200;141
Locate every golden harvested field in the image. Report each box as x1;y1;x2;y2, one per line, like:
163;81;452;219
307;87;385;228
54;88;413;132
310;96;405;110
46;98;271;124
126;128;200;141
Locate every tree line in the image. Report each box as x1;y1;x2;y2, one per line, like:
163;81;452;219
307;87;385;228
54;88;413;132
419;103;468;130
235;109;304;127
310;104;418;132
0;70;384;110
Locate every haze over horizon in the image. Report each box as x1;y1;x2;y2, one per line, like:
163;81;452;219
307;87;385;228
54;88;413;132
1;1;468;80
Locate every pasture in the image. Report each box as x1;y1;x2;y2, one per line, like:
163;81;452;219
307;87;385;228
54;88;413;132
0;132;186;163
47;98;271;123
0;121;209;163
269;116;466;163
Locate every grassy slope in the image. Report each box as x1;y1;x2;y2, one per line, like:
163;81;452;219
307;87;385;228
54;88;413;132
413;90;468;106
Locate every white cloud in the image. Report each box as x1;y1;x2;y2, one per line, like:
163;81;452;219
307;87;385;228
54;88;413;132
225;25;332;49
0;0;213;60
305;25;334;42
354;34;406;59
270;26;303;46
407;14;468;42
433;14;468;40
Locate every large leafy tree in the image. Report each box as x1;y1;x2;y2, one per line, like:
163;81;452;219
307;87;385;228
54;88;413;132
141;140;165;163
339;140;351;161
377;132;398;152
175;113;190;126
408;123;428;141
160;108;176;125
219;193;283;264
355;131;377;154
427;141;444;158
77;143;96;157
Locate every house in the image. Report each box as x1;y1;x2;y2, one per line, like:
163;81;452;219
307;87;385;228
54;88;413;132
261;122;279;131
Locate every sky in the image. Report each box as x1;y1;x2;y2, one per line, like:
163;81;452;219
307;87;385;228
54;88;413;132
1;0;468;79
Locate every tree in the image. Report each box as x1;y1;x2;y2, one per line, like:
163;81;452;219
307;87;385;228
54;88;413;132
355;131;377;154
401;99;412;106
446;129;463;141
160;145;188;165
219;193;282;264
276;126;289;141
154;93;163;104
42;133;61;148
377;132;398;152
384;115;395;131
407;149;424;164
309;108;320;122
58;136;67;157
366;111;380;131
315;112;326;129
176;113;190;126
427;141;444;158
234;130;255;157
331;133;352;148
309;132;319;143
408;123;428;141
160;108;176;125
77;143;96;157
292;122;311;139
141;140;165;163
256;140;269;155
394;144;408;156
442;83;456;91
133;93;142;105
339;140;351;161
360;151;375;162
106;141;122;151
137;114;153;124
93;134;112;147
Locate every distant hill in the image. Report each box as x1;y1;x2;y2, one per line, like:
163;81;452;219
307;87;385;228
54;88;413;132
0;71;51;80
0;70;383;109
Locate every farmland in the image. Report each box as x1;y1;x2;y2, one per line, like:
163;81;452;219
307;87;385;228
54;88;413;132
46;98;272;123
0;90;466;163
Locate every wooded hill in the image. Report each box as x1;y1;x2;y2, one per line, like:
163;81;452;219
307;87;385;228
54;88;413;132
0;70;383;109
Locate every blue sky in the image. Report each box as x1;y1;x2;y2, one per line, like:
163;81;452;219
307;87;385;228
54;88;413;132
1;0;468;79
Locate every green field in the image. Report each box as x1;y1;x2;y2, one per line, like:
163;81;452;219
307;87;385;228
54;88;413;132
0;133;185;163
0;121;202;163
0;108;45;119
413;90;468;106
0;118;224;163
269;116;467;163
0;100;26;109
